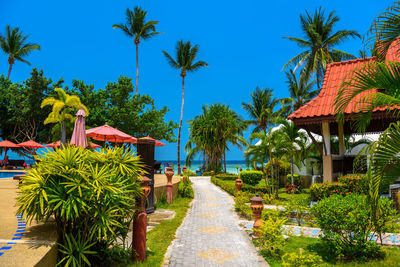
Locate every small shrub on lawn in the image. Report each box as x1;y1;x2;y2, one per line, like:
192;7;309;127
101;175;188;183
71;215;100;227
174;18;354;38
255;213;287;258
284;197;310;226
211;177;237;195
202;171;212;176
309;174;368;201
240;170;263;186
178;179;194;198
282;248;324;267
311;194;386;260
180;170;197;177
234;192;253;219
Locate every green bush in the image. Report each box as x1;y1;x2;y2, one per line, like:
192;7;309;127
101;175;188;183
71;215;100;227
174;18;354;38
211;176;236;195
180;170;197;177
178;180;194;198
234;192;253;220
215;173;237;180
240;170;263;186
255;213;287;258
202;171;212;176
282;248;324;267
17;146;143;266
311;194;384;260
310;174;368;201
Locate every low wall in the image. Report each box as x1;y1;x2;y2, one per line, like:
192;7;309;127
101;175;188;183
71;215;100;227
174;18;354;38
154;178;180;203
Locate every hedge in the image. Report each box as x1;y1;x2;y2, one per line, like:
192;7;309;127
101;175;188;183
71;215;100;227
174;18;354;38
211;177;269;195
215;173;238;180
240;170;263;186
310;174;368;201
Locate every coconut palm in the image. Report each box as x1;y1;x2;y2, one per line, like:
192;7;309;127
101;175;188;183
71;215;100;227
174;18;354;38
0;25;40;79
113;7;161;94
185;104;247;172
282;69;318;114
278;120;307;184
41;88;88;145
242;88;281;134
283;8;360;87
162;40;208;174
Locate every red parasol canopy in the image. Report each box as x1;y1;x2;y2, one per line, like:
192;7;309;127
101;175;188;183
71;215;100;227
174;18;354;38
88;142;101;148
18;140;44;148
0;140;19;148
139;136;166;146
86;123;137;143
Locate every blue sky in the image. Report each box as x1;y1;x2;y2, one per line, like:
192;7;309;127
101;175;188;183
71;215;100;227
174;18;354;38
0;0;393;160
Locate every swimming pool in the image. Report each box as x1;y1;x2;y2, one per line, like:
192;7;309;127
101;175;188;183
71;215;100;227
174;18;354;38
0;171;26;178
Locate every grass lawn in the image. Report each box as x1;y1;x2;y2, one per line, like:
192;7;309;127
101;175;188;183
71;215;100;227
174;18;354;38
127;197;192;267
263;236;400;267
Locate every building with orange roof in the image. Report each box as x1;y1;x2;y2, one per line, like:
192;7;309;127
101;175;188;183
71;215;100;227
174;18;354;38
288;42;400;182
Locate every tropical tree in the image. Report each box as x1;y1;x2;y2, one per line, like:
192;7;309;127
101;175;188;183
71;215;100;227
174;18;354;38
41;88;88;145
113;6;161;94
185;104;247;172
277;120;307;184
0;25;40;79
281;69;318;114
162;40;208;174
242;87;281;134
283;8;360;87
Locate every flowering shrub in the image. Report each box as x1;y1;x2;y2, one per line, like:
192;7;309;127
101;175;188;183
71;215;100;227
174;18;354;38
310;174;367;201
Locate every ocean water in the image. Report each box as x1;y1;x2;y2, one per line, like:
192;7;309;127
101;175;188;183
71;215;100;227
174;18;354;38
158;160;248;174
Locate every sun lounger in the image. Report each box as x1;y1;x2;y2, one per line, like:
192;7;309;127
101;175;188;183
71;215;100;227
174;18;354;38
6;160;26;170
154;161;162;174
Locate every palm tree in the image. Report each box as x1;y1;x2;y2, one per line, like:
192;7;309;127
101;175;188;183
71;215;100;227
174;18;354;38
242;88;280;134
113;7;161;94
278;120;307;185
41;88;88;145
283;8;360;88
0;25;40;79
185;104;247;172
162;40;208;174
282;69;318;114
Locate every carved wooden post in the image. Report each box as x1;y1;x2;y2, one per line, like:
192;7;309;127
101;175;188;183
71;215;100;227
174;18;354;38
235;177;243;193
165;167;174;204
250;194;264;237
132;176;151;261
183;175;188;183
211;170;215;176
182;166;187;173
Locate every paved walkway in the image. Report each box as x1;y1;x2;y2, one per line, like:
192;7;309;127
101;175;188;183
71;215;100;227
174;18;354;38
165;177;268;267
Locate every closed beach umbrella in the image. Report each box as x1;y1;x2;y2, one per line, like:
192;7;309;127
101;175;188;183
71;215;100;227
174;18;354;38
86;123;137;143
70;108;88;148
0;140;19;164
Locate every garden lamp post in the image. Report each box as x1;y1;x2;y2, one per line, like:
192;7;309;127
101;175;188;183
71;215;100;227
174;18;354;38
250;193;264;237
235;171;243;193
132;176;151;261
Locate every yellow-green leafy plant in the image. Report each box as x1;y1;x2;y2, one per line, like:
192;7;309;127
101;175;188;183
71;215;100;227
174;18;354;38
255;214;288;258
17;145;143;266
282;248;324;267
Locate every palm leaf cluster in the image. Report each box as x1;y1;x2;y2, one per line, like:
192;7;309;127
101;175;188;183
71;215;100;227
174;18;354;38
283;7;360;87
17;145;143;266
0;25;40;79
185;104;247;172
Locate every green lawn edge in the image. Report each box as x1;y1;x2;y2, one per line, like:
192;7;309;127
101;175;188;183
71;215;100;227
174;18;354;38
127;197;192;267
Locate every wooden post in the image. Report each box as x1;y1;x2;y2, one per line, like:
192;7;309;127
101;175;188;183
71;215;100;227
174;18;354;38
137;138;156;213
322;122;333;183
250;194;264;237
338;122;345;156
132;176;151;262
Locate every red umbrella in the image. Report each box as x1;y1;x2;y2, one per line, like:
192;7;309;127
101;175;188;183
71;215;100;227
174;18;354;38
86;123;137;143
70;108;88;148
0;140;19;164
18;140;44;148
88;142;101;148
139;136;166;146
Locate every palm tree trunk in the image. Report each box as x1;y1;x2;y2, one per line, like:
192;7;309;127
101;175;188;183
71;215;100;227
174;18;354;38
177;75;185;174
7;63;13;79
291;161;294;185
224;151;226;173
135;43;139;95
61;120;66;146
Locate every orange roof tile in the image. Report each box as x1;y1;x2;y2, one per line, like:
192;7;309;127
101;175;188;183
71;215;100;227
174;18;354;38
288;41;400;122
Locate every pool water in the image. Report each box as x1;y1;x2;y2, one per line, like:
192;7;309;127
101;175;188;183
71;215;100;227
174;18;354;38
0;171;26;178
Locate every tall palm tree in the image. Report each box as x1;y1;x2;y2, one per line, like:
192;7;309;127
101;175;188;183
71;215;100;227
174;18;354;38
113;7;161;94
278;120;307;185
283;8;360;88
41;88;88;145
282;69;318;114
162;40;208;174
242;88;280;134
0;25;40;79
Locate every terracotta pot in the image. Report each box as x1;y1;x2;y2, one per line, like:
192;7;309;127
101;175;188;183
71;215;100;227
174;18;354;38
250;194;264;237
